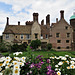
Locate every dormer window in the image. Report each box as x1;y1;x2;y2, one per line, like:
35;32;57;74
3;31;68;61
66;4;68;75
6;34;9;39
20;34;23;39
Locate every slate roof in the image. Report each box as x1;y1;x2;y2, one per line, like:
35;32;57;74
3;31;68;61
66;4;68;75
3;24;50;35
3;25;32;34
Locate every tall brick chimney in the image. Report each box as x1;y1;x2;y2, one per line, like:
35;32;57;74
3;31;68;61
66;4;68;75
41;19;44;25
60;10;64;19
46;14;50;25
6;17;9;25
33;13;39;22
18;21;20;25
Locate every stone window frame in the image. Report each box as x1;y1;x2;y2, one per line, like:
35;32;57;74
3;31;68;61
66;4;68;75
26;34;30;39
66;40;69;43
20;34;24;39
66;33;70;37
57;40;61;43
56;33;60;37
41;34;43;39
6;34;9;39
35;33;38;39
46;34;48;39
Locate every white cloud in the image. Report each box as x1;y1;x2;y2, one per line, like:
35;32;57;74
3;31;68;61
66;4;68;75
0;0;75;35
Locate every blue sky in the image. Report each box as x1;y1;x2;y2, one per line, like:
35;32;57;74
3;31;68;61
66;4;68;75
0;0;75;35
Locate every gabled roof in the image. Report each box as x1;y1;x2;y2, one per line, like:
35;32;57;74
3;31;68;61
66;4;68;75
51;18;71;27
3;22;50;35
3;25;32;34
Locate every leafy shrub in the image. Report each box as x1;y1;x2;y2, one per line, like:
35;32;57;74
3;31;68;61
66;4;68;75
30;39;41;50
46;43;52;50
11;43;28;52
0;41;11;52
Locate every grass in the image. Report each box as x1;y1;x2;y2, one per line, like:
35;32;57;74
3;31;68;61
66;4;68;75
1;50;75;58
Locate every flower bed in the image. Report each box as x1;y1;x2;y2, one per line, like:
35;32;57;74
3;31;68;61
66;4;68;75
0;52;75;75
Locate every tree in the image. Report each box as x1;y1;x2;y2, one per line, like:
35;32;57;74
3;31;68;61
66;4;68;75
46;43;52;50
30;39;41;50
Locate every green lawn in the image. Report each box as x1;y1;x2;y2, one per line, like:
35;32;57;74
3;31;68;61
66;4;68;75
2;50;75;58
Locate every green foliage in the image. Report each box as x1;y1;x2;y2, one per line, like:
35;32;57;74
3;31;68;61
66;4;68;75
3;68;12;75
11;43;28;52
26;45;33;58
11;44;19;52
30;39;41;50
46;43;52;50
0;41;11;52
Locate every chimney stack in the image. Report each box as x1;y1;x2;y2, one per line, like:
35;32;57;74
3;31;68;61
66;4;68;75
41;19;44;25
46;14;50;25
33;13;39;22
18;21;20;25
6;17;9;25
56;18;58;23
60;10;64;19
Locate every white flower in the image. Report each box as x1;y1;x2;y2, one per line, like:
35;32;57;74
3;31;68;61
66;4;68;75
61;57;67;60
58;61;63;66
0;73;3;75
56;57;60;60
4;60;10;65
13;69;20;75
14;57;20;61
67;66;70;69
6;56;12;61
0;67;2;71
14;65;20;70
30;70;32;74
13;52;22;56
59;56;63;59
70;64;75;69
55;68;58;71
65;55;69;57
55;65;59;67
57;71;61;75
59;69;61;71
13;61;19;65
65;61;69;64
5;66;9;69
70;61;75;65
21;57;26;63
19;62;24;66
19;52;22;54
71;58;75;61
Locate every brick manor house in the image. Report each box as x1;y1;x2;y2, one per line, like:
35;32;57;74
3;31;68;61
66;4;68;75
2;10;75;51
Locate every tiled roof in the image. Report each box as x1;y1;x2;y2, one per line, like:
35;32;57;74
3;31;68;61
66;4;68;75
3;25;32;34
40;25;50;34
51;18;70;27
